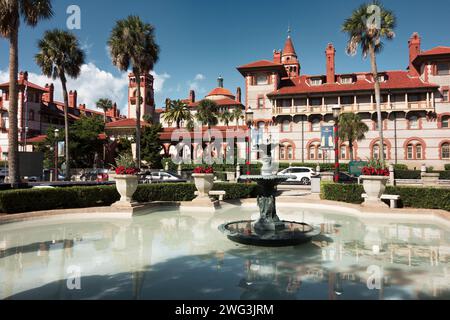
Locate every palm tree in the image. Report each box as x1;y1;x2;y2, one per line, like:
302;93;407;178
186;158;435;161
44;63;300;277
220;109;233;127
231;107;244;128
162;99;192;129
96;98;113;124
35;29;85;181
338;113;369;162
196;99;219;129
108;16;159;169
342;1;396;163
0;0;53;185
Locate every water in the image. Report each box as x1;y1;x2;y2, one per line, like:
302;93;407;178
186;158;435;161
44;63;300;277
0;206;449;300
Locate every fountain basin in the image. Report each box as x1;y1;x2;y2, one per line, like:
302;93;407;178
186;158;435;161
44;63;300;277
219;220;320;247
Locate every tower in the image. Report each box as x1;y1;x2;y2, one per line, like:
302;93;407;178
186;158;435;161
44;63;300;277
326;43;336;84
281;28;300;78
408;32;421;77
128;73;155;120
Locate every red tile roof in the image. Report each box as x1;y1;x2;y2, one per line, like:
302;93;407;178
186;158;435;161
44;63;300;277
0;80;47;91
25;135;47;144
159;126;249;140
207;87;235;98
267;71;438;96
188;97;243;108
237;60;288;77
418;46;450;57
105;118;149;128
283;37;297;56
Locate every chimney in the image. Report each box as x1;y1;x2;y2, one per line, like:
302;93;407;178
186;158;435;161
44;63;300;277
236;87;242;103
78;103;86;111
43;83;54;103
189;90;196;103
409;32;421;77
326;43;336;84
273;50;282;64
218;76;224;88
69;90;77;108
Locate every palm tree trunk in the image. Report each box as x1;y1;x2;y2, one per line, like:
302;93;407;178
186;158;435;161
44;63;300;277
103;110;107;166
369;42;385;163
135;76;142;169
60;74;71;181
349;140;354;162
8;24;19;186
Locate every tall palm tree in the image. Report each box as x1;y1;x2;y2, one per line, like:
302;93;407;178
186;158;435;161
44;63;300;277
196;99;219;129
231;107;244;128
35;29;85;181
96;98;113;124
162;99;192;129
220;109;233;127
342;1;396;164
108;16;159;169
0;0;53;185
338;113;369;162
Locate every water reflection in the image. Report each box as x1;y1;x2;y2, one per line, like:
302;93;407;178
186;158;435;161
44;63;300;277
0;209;449;300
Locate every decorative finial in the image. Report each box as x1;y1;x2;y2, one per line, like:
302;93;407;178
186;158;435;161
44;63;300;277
287;24;291;38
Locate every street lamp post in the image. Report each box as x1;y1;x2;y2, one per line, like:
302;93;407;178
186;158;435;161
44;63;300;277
245;107;254;176
54;129;59;182
332;106;341;183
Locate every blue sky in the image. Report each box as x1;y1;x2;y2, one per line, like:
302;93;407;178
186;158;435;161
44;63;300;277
1;0;450;114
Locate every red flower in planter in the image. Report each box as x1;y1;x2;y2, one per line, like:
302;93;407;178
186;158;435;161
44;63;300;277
115;166;138;175
362;166;389;176
193;166;214;174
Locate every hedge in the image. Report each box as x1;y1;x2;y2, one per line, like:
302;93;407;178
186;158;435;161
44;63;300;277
395;170;450;180
0;183;261;214
321;182;450;211
445;164;450;171
0;186;120;214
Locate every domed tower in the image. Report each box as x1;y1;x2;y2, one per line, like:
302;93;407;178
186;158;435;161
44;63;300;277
281;28;300;78
127;73;155;120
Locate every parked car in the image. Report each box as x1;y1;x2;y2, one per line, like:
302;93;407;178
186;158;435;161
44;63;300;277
277;167;317;185
139;170;187;183
337;172;358;184
80;169;109;182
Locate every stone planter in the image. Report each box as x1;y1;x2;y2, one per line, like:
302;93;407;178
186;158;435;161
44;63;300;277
361;175;389;207
192;173;214;198
113;175;138;207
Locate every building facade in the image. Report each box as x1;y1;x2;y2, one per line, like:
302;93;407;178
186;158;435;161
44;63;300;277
233;32;450;169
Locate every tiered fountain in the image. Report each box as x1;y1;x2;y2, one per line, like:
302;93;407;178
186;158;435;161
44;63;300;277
219;146;319;247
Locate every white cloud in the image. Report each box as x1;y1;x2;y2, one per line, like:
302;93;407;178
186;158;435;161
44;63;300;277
187;73;206;94
0;63;170;115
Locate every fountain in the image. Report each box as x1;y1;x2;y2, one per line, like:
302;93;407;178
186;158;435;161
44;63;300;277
219;145;320;247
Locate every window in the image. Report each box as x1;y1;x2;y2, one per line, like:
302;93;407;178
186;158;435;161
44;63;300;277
311;119;321;132
340;146;347;160
257;97;264;109
309;146;316;160
407;144;414;160
442;116;449;128
341;77;353;84
437;62;450;75
416;144;423;159
280;147;286;160
310;78;322;86
308;143;322;160
287;146;293;160
282;120;291;132
255;74;269;85
341;96;353;105
406;141;424;160
377;75;386;82
442;143;450;159
280;144;294;160
443;90;449;102
409;116;419;129
373;144;387;160
310;98;322;106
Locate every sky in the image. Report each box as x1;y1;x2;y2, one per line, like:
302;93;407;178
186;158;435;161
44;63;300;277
1;0;450;115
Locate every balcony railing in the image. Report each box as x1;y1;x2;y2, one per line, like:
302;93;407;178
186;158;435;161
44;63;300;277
274;101;433;115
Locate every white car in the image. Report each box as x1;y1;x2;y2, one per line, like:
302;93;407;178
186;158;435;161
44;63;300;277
277;167;317;185
140;171;187;183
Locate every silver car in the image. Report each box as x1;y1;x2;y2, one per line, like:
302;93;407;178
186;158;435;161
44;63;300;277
277;167;317;185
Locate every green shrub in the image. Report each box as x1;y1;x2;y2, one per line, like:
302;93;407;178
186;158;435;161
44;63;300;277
0;183;261;214
321;183;450;211
445;164;450;171
393;164;408;170
395;170;421;180
0;186;119;214
320;182;364;204
438;171;450;180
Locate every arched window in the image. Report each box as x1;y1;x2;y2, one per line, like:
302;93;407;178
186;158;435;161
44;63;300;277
442;116;450;128
281;120;291;132
372;144;387;160
308;142;322;160
441;143;450;159
409;115;419;129
279;143;295;160
311;119;321;132
340;146;348;160
405;140;424;160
